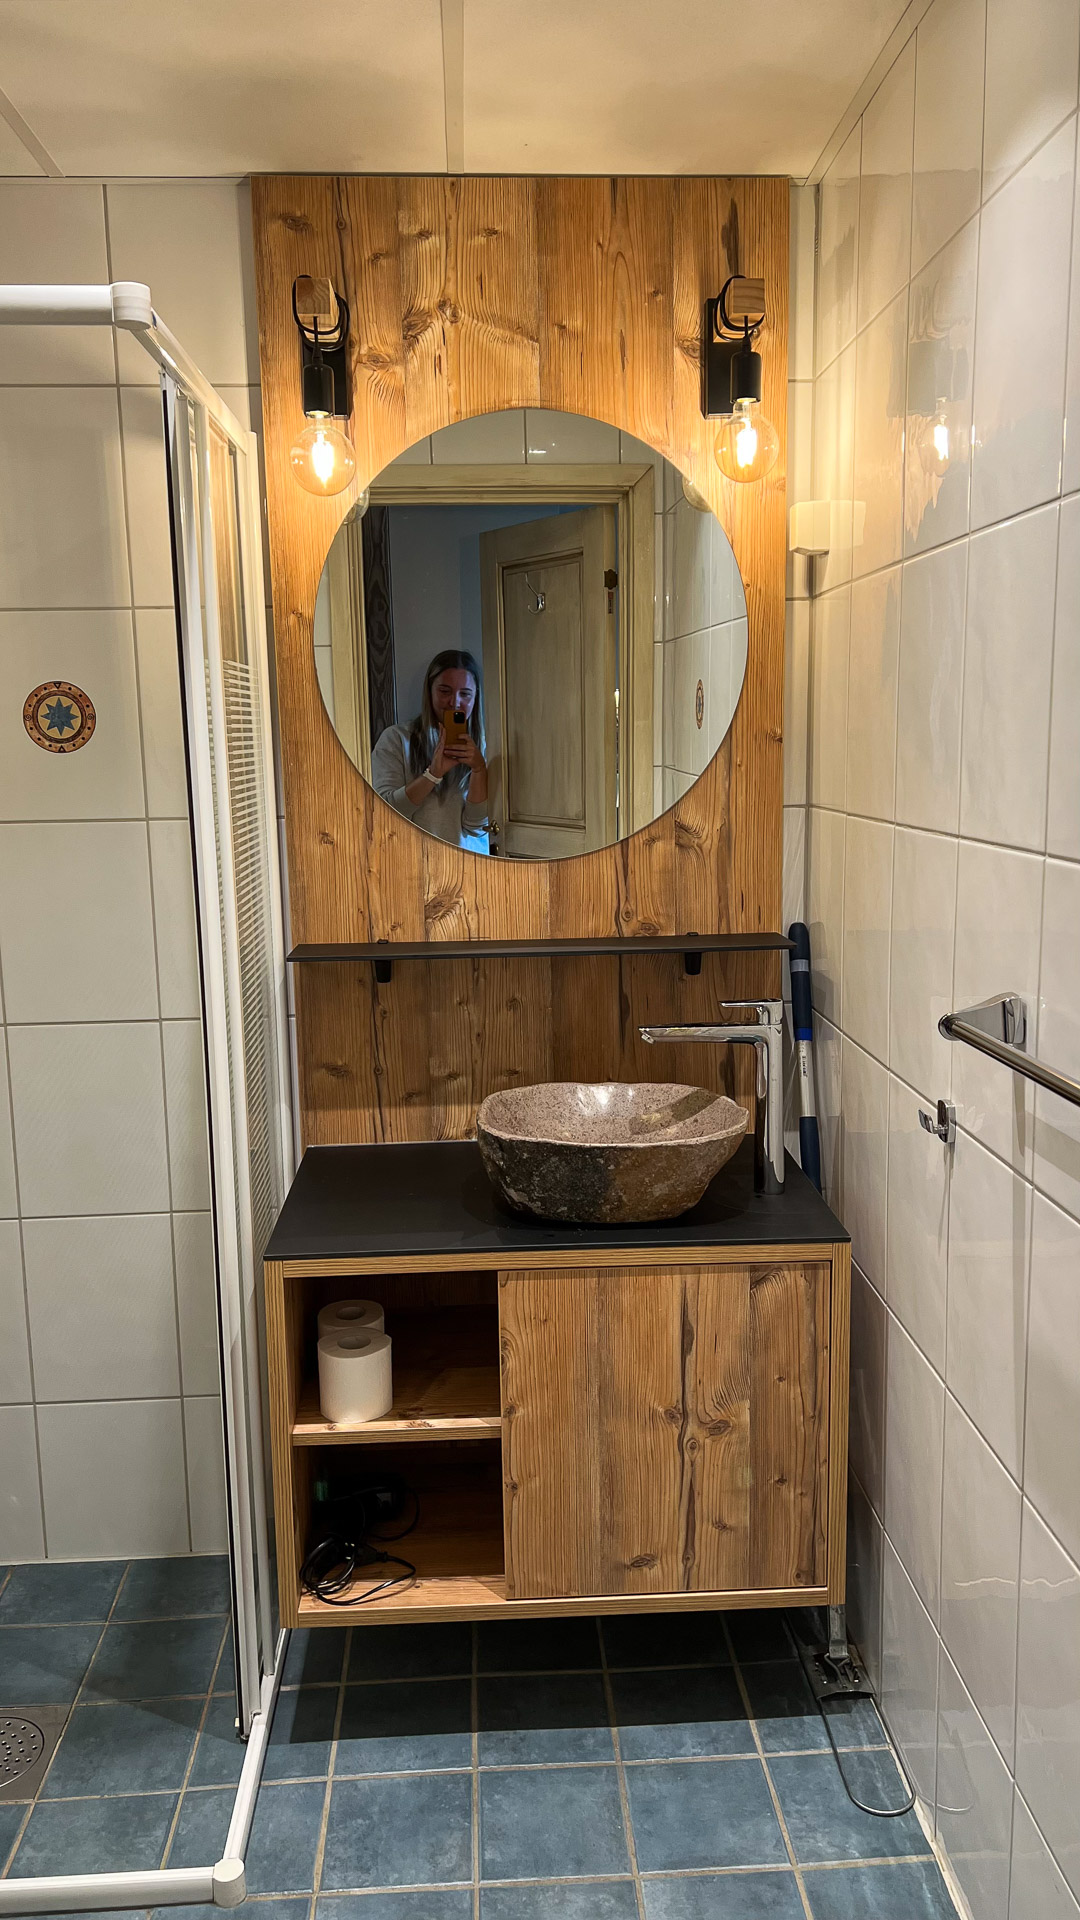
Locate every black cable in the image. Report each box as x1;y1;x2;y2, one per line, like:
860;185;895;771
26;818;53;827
300;1535;417;1607
787;1613;917;1819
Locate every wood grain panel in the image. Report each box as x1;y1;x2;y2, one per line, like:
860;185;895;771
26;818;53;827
749;1262;830;1590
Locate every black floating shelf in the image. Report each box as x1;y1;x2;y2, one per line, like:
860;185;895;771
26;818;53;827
287;932;791;984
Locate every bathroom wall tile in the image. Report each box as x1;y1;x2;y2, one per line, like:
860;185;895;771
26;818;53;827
912;0;986;274
0;388;129;609
952;841;1042;1172
1015;1503;1080;1902
38;1398;189;1558
885;1317;945;1616
149;820;200;1021
947;1129;1031;1477
427;411;523;464
848;1474;884;1681
0;1221;31;1404
972;123;1074;527
1047;495;1080;859
174;1212;219;1398
784;598;810;806
107;180;255;388
525;410;617;463
842;815;893;1063
845;567;900;821
905;215;978;554
960;504;1057;852
661;767;694;809
809;586;851;811
1025;1194;1080;1573
0;1046;18;1218
782;805;805;935
666;629;714;779
1010;1790;1080;1920
135;608;189;818
0;610;145;821
1033;859;1080;1221
163;1020;212;1211
0;822;158;1023
789;182;817;382
895;541;966;833
1065;127;1080;497
881;1535;939;1805
858;36;916;331
853;291;909;580
670;497;710;641
661;508;675;641
817;124;862;371
941;1395;1022;1764
708;513;737;627
24;1213;180;1402
8;1022;170;1218
120;386;174;607
185;1395;228;1555
887;1076;950;1373
850;1263;887;1513
0;1404;44;1561
936;1649;1015;1920
982;0;1079;199
841;1041;889;1294
807;808;846;1029
787;379;814;600
0;181;113;384
812;342;857;591
889;826;957;1100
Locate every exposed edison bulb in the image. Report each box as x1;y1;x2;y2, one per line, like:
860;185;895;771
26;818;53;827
715;397;780;484
918;399;951;478
290;416;357;496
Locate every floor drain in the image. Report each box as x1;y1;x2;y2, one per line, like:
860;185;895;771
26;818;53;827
0;1715;45;1786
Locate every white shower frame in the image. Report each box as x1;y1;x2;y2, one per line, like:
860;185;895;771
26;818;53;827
0;281;293;1915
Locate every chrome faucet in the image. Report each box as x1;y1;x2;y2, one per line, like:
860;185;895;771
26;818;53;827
639;1001;786;1192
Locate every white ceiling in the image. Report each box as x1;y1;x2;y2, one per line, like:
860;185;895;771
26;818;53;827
0;0;910;181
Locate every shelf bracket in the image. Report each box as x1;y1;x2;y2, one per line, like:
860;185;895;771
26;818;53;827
373;956;393;985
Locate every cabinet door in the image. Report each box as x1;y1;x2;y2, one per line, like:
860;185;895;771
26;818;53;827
499;1263;830;1600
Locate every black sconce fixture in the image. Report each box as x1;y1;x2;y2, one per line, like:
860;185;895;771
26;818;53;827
701;275;779;484
289;276;360;498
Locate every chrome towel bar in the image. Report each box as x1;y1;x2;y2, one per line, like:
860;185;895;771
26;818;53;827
939;994;1080;1112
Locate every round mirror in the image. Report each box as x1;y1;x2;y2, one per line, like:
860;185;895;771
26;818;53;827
313;408;747;860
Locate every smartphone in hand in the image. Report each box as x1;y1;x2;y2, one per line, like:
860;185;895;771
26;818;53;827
442;708;470;750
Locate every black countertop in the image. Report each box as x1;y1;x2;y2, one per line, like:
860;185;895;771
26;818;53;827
265;1137;847;1264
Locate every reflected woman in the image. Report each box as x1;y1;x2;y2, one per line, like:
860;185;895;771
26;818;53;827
371;649;490;854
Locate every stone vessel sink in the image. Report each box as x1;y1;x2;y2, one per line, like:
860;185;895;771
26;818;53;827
475;1082;749;1225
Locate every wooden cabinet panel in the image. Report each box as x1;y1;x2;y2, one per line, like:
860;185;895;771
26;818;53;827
500;1262;829;1600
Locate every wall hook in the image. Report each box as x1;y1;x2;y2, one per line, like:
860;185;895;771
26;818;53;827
524;573;545;612
918;1099;956;1147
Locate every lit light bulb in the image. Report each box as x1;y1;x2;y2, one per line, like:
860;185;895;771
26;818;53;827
918;399;951;478
715;397;780;484
290;416;357;496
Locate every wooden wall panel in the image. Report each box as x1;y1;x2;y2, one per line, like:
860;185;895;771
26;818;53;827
252;173;787;1146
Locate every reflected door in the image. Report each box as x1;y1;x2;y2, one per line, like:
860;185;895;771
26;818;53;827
480;506;616;857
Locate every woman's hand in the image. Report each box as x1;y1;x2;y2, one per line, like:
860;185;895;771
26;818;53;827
427;727;456;778
443;734;486;773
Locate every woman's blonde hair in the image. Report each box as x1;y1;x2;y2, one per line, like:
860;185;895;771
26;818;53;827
407;649;485;789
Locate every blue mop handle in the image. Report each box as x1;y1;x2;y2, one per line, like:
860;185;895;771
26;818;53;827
788;920;822;1192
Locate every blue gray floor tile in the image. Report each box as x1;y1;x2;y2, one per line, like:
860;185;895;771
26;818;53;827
12;1792;178;1876
0;1623;104;1704
347;1623;471;1683
627;1755;789;1872
642;1870;807;1917
477;1670;614;1763
262;1683;339;1780
322;1773;473;1890
244;1779;327;1895
84;1616;227;1701
40;1697;204;1797
770;1749;927;1862
113;1556;230;1621
318;1897;473;1920
336;1678;472;1773
610;1662;751;1757
482;1887;640;1919
479;1764;630;1880
0;1561;125;1625
165;1785;234;1870
803;1860;959;1917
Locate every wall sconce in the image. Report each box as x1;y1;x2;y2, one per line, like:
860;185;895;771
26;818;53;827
701;276;780;484
290;277;360;498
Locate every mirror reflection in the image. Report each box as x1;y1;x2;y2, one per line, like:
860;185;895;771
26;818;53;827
314;409;747;859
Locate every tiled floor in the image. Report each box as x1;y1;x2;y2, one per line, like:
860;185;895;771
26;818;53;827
0;1580;960;1918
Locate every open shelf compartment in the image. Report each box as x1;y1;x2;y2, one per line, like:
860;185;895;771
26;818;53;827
293;1306;501;1445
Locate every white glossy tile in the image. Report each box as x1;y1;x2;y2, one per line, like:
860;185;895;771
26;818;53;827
816;1015;845;1210
38;1398;189;1558
670;496;710;641
947;1128;1031;1476
983;0;1079;199
25;1213;180;1402
661;766;694;809
1010;1791;1080;1920
887;1076;950;1373
941;1394;1023;1764
1048;495;1080;858
0;1047;17;1219
853;290;908;579
937;1648;1015;1920
174;1211;218;1398
135;608;189;818
784;598;810;805
0;388;129;609
889;825;957;1100
972;122;1074;527
120;386;174;607
1026;1193;1080;1572
1015;1502;1080;1902
185;1395;228;1554
7;1021;170;1217
0;181;113;383
812;342;857;592
665;629;713;778
895;541;967;832
789;182;817;383
881;1534;939;1805
107;180;255;388
0;1221;31;1405
149;819;200;1021
1066;120;1080;497
953;840;1042;1171
0;822;158;1023
782;805;805;934
912;0;987;274
858;37;916;331
807;807;846;1028
842;1041;890;1294
786;379;814;601
809;586;851;812
1034;859;1080;1221
961;505;1057;850
885;1315;945;1615
850;1262;888;1513
525;410;617;463
163;1019;211;1211
817;123;862;370
0;1405;44;1561
848;1474;884;1686
846;567;900;821
432;410;525;463
842;815;893;1064
906;215;978;554
707;514;736;627
0;609;144;820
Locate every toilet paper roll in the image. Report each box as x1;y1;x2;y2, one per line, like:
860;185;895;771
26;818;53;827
318;1298;385;1339
318;1329;393;1424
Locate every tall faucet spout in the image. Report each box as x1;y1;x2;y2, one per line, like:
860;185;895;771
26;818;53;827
637;1001;786;1193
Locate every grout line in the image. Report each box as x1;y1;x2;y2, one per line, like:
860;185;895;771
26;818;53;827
597;1619;647;1920
471;1620;480;1920
306;1624;351;1920
159;1612;232;1867
722;1619;816;1920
